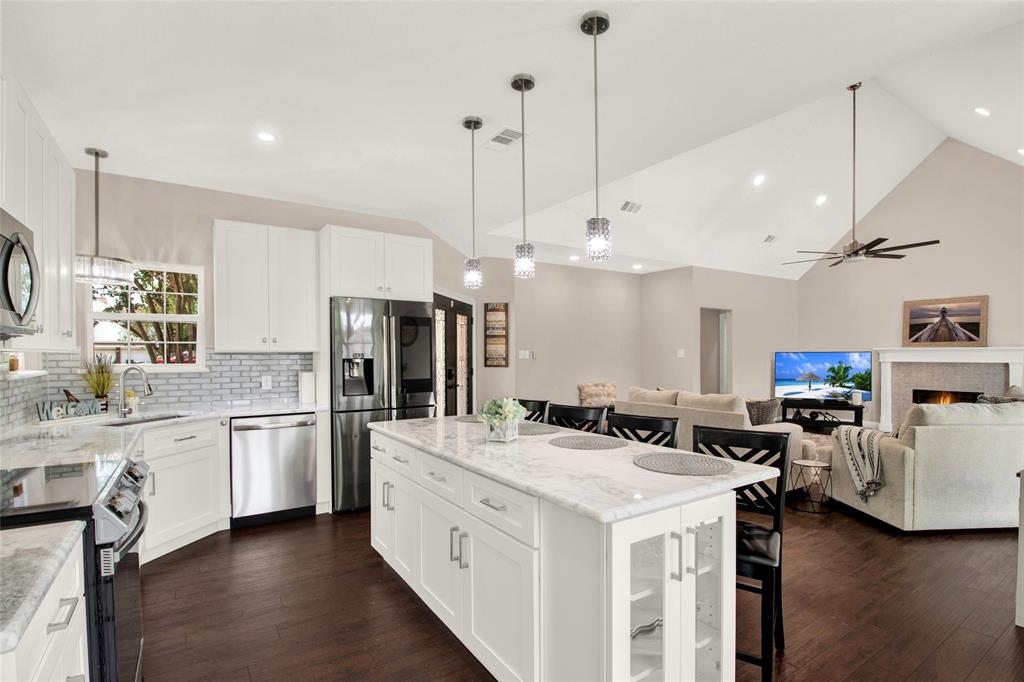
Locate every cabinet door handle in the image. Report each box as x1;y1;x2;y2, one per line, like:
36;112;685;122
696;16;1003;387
150;472;157;496
458;532;469;569
381;481;390;510
670;531;683;582
426;471;447;483
479;497;506;513
392;454;409;465
261;337;268;343
63;330;73;338
272;337;278;343
46;597;78;634
449;526;460;562
174;434;197;442
685;526;698;575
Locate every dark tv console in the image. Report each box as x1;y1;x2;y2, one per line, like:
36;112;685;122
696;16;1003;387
781;397;864;434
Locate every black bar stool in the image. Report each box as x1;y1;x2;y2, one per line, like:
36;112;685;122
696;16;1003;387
516;399;550;423
607;413;679;448
546;404;607;433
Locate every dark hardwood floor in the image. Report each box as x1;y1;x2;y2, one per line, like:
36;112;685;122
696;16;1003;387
141;508;1022;682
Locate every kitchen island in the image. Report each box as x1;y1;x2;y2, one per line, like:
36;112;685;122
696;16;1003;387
367;416;778;682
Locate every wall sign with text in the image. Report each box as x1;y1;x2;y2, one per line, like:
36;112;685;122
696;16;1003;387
484;302;509;367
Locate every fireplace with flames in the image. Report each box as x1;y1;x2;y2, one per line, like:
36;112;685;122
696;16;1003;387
912;389;983;405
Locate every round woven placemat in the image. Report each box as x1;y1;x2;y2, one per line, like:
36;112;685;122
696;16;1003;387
633;452;734;476
518;422;559;435
454;415;482;423
549;435;628;450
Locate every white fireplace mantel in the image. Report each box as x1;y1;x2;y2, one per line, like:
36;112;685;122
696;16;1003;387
877;347;1024;431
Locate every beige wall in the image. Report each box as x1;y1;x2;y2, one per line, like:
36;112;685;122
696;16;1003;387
638;267;698;391
470;257;517;409
74;170;467;340
699;308;723;394
797;139;1024;421
514;263;643;406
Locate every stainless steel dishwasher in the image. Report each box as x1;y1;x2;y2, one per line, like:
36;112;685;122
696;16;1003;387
230;413;317;526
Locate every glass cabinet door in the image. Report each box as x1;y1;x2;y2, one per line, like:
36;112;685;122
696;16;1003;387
610;507;682;682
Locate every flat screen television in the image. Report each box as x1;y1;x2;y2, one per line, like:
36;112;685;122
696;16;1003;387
774;351;872;402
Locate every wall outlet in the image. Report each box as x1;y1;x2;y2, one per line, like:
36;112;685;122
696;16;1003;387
518;350;533;360
260;376;273;390
676;349;686;359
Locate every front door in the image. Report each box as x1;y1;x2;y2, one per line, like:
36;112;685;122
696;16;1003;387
433;294;473;416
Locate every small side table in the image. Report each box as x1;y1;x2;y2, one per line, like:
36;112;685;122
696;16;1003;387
788;459;832;513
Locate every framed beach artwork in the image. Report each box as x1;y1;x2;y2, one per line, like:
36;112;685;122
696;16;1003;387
902;295;988;347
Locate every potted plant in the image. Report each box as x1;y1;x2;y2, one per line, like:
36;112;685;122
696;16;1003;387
480;397;526;443
83;356;115;412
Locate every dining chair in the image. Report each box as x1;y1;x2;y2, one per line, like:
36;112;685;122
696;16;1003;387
693;425;792;682
546;404;607;433
517;399;550;423
607;413;679;448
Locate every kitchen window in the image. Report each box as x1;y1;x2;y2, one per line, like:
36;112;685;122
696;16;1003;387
88;263;205;371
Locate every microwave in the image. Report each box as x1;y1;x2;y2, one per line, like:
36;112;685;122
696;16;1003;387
0;208;41;340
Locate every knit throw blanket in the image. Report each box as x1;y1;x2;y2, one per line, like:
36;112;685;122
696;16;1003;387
836;425;885;501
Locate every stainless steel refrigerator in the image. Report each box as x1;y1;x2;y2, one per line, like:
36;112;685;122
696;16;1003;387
331;296;435;511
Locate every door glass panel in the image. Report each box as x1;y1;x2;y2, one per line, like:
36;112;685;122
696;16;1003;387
456;313;469;415
396;314;432;395
694;517;725;681
434;308;446;416
630;535;667;682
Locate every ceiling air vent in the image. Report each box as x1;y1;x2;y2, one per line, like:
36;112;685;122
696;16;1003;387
620;201;642;214
763;234;777;244
483;127;523;151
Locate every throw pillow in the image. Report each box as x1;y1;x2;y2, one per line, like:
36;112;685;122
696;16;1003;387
626;387;679;405
978;385;1024;403
746;398;781;426
579;381;616;407
676;390;745;413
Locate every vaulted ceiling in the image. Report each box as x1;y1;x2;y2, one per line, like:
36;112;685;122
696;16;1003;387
3;2;1021;278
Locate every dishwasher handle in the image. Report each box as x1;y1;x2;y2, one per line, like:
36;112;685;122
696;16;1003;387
232;419;316;432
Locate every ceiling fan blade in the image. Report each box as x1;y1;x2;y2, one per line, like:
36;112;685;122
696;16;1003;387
855;237;888;253
867;253;905;259
796;250;841;255
828;258;845;267
781;256;843;265
868;239;940;253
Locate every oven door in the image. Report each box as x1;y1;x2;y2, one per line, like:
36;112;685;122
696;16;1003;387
0;209;41;339
103;500;147;682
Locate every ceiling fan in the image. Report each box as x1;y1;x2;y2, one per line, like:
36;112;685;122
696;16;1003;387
784;82;940;268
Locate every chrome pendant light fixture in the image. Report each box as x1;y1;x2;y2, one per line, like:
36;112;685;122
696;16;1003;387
462;116;483;289
75;148;133;285
582;10;611;261
511;73;536;279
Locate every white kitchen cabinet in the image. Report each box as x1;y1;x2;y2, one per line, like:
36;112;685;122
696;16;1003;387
140;419;230;563
459;511;539;682
213;220;318;352
2;73;77;351
370;460;395;559
370;459;421;587
321;225;433;302
416;484;464;634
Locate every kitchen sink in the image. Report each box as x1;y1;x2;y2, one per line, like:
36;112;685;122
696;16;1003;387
100;413;189;428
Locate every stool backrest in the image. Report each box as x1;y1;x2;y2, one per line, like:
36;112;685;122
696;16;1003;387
547;404;607;433
608;413;679;448
517;399;550;423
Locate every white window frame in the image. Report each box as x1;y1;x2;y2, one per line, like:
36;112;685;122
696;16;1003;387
86;262;207;373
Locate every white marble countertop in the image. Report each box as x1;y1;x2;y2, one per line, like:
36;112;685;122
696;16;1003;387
0;402;327;470
368;416;778;523
0;521;85;653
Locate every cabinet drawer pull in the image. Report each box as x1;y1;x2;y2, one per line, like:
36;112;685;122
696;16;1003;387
47;597;79;634
670;531;683;582
479;497;506;513
66;676;86;682
458;532;469;569
173;434;197;442
371;445;385;453
392;454;409;465
449;526;460;562
426;471;447;483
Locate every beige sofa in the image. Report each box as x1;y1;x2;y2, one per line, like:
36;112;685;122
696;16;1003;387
822;402;1024;531
615;387;807;489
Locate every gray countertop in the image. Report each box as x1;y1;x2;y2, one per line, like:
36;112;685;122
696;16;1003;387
0;521;86;653
369;416;778;523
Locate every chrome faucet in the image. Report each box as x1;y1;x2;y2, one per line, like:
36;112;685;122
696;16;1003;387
119;366;154;418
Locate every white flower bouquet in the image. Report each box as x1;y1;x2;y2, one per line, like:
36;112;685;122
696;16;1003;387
480;397;526;443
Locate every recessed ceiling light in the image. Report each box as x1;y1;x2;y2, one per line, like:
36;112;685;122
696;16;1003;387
256;131;276;142
752;173;766;187
973;107;991;117
815;194;828;206
631;263;643;270
568;254;580;261
1018;148;1024;156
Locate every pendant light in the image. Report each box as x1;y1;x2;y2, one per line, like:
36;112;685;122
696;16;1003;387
462;116;483;289
511;73;536;279
75;148;133;285
582;10;611;261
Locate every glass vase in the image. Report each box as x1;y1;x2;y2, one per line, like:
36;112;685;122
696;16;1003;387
487;421;519;443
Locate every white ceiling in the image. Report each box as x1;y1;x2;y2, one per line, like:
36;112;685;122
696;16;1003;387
3;2;1022;277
